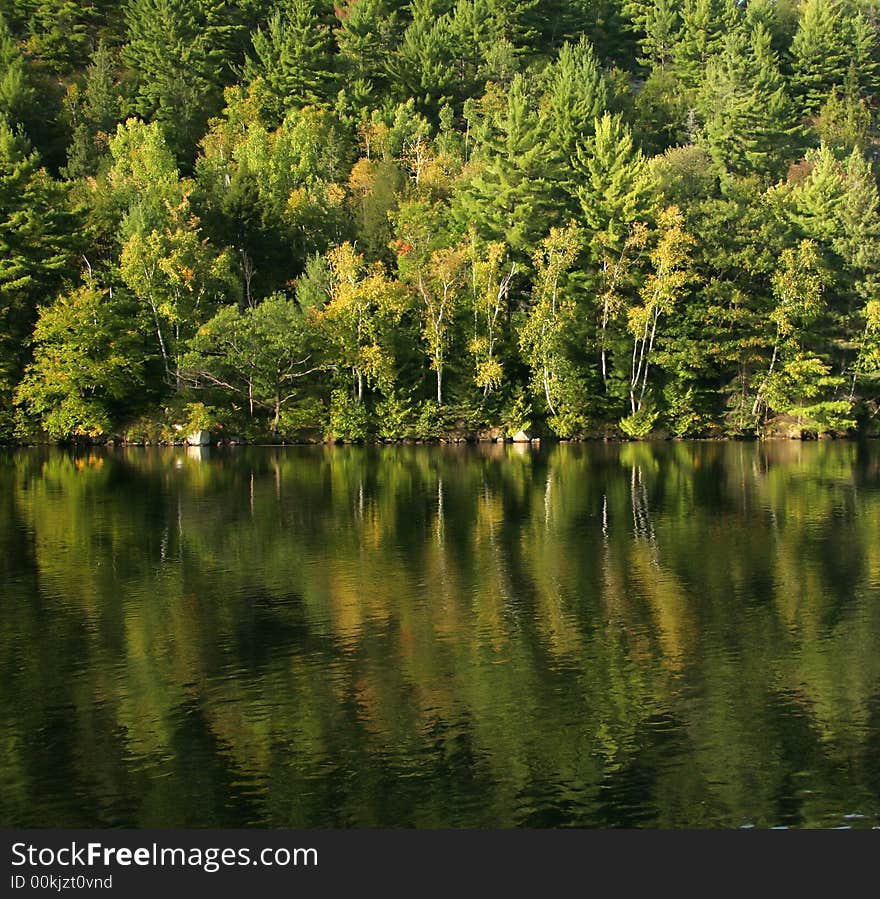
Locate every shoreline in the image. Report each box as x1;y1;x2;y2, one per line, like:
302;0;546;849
3;432;877;450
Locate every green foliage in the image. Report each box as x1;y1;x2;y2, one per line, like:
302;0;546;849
0;122;75;434
123;0;229;162
619;404;658;438
327;387;369;441
454;76;565;258
501;386;532;434
540;36;608;162
5;1;880;444
763;354;855;435
789;0;852;114
181;401;219;433
662;382;702;436
243;0;336;125
696;25;799;180
374;391;415;439
183;295;321;434
575;112;656;259
15;283;147;439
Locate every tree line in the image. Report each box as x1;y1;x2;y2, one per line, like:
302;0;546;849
2;0;880;442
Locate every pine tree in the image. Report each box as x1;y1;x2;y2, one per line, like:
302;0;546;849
639;0;679;71
123;0;227;163
0;123;74;435
574;112;655;259
673;0;740;89
391;0;462;117
696;25;800;180
484;0;541;52
790;0;850;114
786;144;847;246
848;10;880;99
454;76;565;260
540;36;608;164
63;40;123;178
335;0;402;113
533;0;631;62
23;0;96;73
243;0;337;125
0;13;37;136
836;148;880;274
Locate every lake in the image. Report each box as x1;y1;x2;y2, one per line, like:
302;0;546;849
3;441;880;828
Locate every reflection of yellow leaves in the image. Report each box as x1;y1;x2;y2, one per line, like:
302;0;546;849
630;547;694;673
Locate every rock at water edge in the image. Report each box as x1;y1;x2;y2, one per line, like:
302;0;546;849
186;429;211;446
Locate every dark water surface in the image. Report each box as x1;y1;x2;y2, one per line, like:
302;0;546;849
3;441;880;828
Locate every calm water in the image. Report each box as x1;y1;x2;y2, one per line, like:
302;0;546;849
3;441;880;828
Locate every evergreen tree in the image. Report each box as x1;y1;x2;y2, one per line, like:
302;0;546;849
673;0;740;89
454;76;565;260
63;40;123;178
391;0;462;117
335;0;402;114
540;37;608;164
123;0;227;162
789;0;850;114
23;0;97;73
696;26;799;180
0;123;74;436
639;0;679;71
786;144;847;246
0;13;37;137
574;112;655;259
243;0;337;125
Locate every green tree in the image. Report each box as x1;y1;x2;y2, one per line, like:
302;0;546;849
183;295;322;433
540;36;608;163
696;26;799;180
0;124;74;436
319;241;408;402
626;205;695;416
673;0;740;89
23;0;97;73
393;200;467;406
63;40;123;178
629;0;679;71
243;0;337;125
455;76;564;259
109;120;237;386
518;223;583;427
467;235;516;396
575;112;655;259
335;0;402;114
123;0;227;162
16;282;148;438
752;240;827;418
789;0;850;114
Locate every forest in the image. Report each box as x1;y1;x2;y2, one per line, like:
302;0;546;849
2;0;880;443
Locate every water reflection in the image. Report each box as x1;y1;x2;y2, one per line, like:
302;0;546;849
1;441;880;827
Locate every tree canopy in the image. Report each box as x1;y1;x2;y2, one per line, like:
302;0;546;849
5;0;880;442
